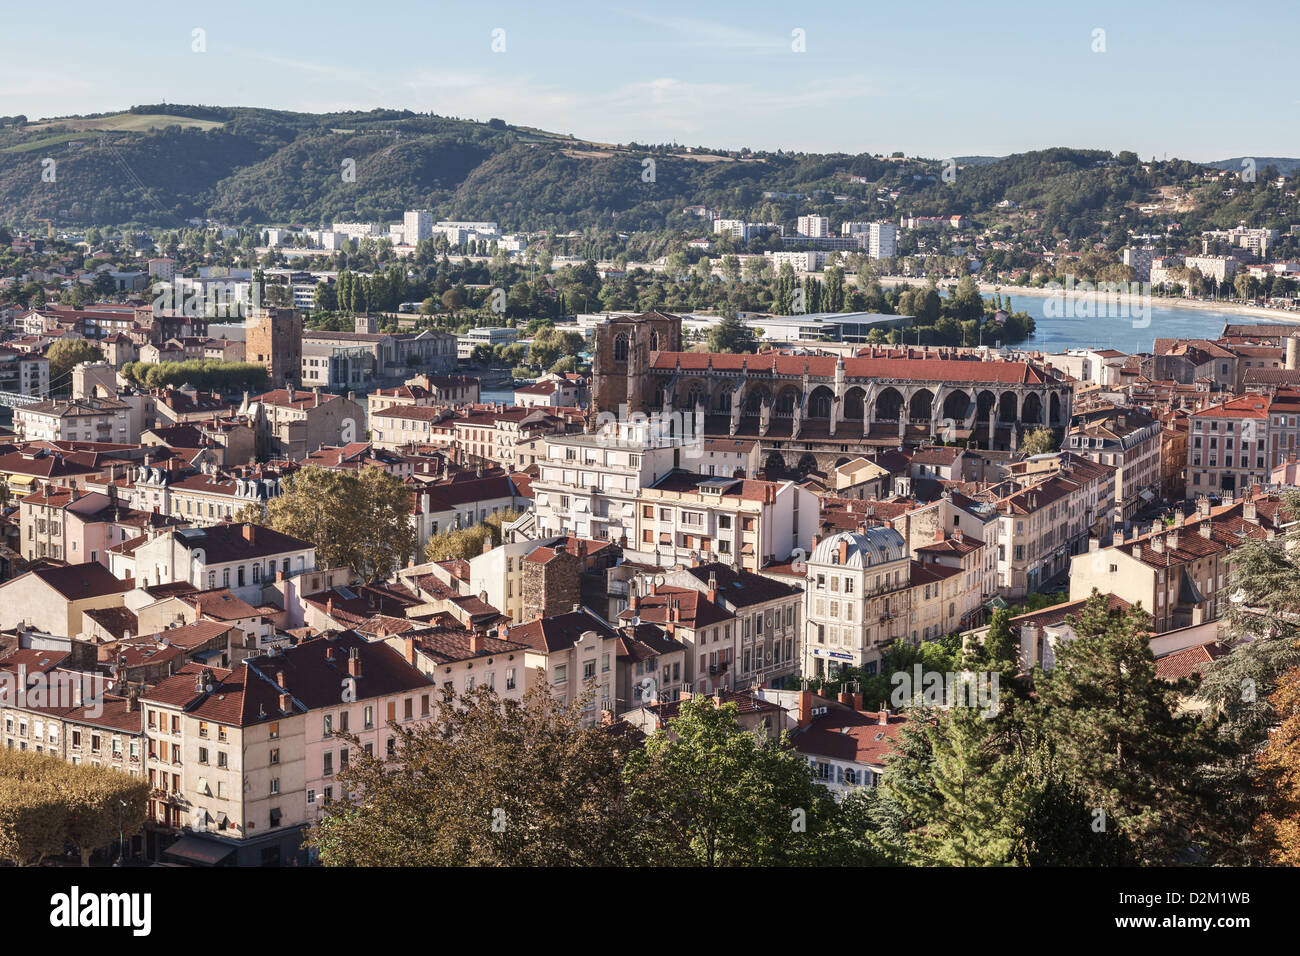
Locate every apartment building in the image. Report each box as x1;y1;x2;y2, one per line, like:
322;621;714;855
802;528;912;679
13;396;143;445
1068;514;1231;634
618;587;736;696
634;473;817;573
142;633;431;866
1067;407;1163;520
1186;394;1270;498
109;523;315;604
662;562;804;689
0;345;49;397
244;388;367;461
0;562;134;638
993;454;1116;599
532;431;681;544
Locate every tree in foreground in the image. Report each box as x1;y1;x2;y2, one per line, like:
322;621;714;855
1036;592;1211;863
1196;491;1300;862
309;683;641;866
1252;660;1300;863
265;465;416;582
621;696;842;866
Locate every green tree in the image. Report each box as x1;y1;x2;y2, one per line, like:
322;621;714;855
1020;425;1057;456
706;312;757;354
266;466;416;583
309;683;640;866
1037;592;1211;863
622;697;839;865
45;339;103;395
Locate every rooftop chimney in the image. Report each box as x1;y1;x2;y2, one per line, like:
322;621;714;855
275;670;285;688
1199;520;1212;539
1168;528;1179;551
878;709;889;726
243;524;255;544
279;691;291;714
347;647;362;678
796;688;812;728
402;636;415;665
470;632;484;654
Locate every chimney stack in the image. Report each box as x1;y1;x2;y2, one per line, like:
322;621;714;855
347;647;362;678
243;524;255;544
470;632;484;654
707;573;718;604
280;691;291;713
402;636;415;665
796;688;812;728
878;709;889;726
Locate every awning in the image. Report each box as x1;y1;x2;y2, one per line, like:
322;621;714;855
162;834;236;866
1139;488;1156;502
9;475;35;485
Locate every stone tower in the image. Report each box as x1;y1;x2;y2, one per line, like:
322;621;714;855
591;311;683;416
246;306;303;389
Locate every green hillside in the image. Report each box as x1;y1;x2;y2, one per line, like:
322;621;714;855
0;105;1294;239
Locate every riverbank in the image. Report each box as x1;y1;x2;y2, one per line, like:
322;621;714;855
873;275;1300;325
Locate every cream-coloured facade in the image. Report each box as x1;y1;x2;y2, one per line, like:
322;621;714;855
803;528;912;679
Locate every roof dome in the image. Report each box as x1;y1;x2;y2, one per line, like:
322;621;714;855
810;527;907;569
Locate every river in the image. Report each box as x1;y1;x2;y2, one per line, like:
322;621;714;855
1000;294;1295;353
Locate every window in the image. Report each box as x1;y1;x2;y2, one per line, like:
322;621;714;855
217;751;227;768
269;748;280;765
198;747;209;765
269;778;280;795
554;664;568;684
268;722;279;740
323;752;334;776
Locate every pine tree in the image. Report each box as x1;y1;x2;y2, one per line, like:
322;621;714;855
1037;591;1210;863
896;708;1021;865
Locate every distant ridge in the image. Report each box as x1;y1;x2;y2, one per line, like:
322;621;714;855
1207;156;1300;176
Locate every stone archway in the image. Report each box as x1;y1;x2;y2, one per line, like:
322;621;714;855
796;453;820;477
875;386;904;422
1049;392;1063;426
843;386;867;422
807;385;835;420
999;390;1019;423
744;384;772;416
775;385;800;418
942;390;971;422
1021;392;1043;424
909;388;934;422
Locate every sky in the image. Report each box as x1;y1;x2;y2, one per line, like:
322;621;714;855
1;0;1293;161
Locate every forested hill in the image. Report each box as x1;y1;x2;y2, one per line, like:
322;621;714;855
0;105;1294;237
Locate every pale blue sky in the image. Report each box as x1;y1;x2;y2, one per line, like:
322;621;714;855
1;0;1291;160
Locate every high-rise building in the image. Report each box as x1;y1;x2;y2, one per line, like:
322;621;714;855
403;209;432;245
868;222;898;259
797;215;830;238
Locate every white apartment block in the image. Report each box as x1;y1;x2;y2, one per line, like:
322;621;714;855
532;428;683;545
797;215;830;238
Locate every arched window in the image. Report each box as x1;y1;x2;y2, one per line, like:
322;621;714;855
613;333;629;362
649;330;659;352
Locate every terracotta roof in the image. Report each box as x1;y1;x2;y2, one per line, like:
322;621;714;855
1155;641;1231;681
794;709;909;767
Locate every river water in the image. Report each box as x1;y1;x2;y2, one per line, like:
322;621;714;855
1000;294;1295;354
